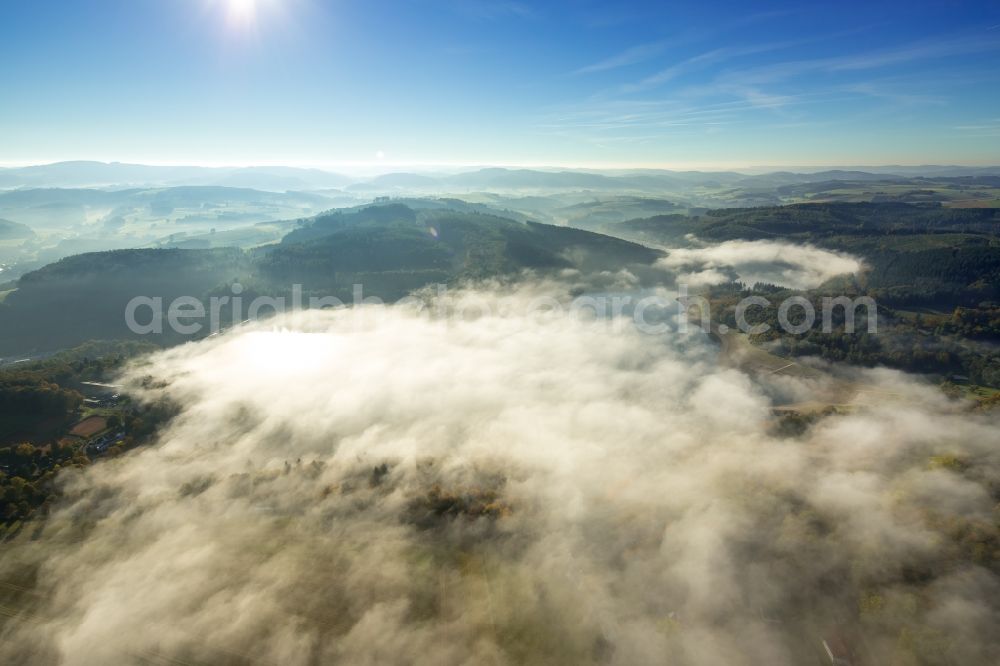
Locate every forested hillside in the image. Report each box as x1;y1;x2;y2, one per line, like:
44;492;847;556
619;203;1000;308
0;248;249;353
623;204;999;386
0;205;662;354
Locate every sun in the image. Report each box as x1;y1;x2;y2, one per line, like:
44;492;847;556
227;0;257;25
214;0;296;35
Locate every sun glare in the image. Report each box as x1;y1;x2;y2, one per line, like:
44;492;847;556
227;0;257;26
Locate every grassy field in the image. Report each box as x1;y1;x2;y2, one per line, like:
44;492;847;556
944;198;1000;208
68;416;108;438
156;221;292;250
891;308;950;326
964;384;1000;400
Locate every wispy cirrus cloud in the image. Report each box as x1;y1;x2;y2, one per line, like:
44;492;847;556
840;81;946;106
449;0;535;21
574;41;668;75
572;9;802;77
534;91;834;142
720;36;1000;86
560;18;999;160
955;119;1000;137
829;36;1000;71
620;39;807;93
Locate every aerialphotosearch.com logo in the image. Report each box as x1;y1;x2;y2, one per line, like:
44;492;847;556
124;283;878;338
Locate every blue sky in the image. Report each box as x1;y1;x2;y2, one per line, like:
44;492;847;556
1;0;999;168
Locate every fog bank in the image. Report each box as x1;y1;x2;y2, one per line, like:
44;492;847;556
659;240;863;289
0;288;997;665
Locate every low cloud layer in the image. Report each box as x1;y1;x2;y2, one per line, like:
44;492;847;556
0;288;997;665
658;240;863;289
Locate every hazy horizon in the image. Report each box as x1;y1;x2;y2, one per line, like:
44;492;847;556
3;158;1000;175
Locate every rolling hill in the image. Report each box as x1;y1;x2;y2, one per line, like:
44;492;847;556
0;218;33;240
0;205;662;354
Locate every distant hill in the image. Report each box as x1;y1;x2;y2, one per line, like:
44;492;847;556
4;162;1000;196
0;205;661;354
0;218;33;240
359;167;1000;193
0;161;353;190
0;185;332;210
614;202;1000;244
280;203;419;245
447;168;628;190
556;196;683;229
351;173;442;190
261;205;661;298
733;170;908;188
0;185;336;230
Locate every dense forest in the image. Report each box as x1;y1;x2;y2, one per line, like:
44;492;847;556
0;341;173;533
703;280;1000;388
615;203;1000;244
616;203;1000;387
